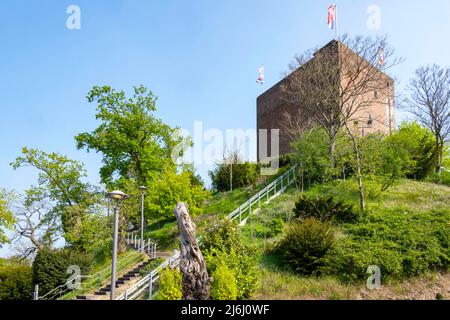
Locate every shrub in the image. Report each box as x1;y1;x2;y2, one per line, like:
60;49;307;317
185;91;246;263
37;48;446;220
334;208;450;281
210;262;238;300
32;248;94;296
293;196;359;224
204;248;259;300
202;220;260;299
0;265;33;300
269;218;284;236
156;267;182;300
201;220;242;253
276;218;336;275
209;155;260;193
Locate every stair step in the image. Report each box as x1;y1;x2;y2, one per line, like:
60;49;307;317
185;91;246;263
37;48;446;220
94;291;107;295
76;295;87;300
118;276;131;281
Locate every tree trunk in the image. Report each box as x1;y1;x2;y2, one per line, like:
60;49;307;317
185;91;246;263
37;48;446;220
174;203;210;300
329;132;336;169
345;124;365;210
436;137;442;176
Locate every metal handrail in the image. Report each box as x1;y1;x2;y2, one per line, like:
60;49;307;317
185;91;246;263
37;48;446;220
120;166;297;300
39;240;154;300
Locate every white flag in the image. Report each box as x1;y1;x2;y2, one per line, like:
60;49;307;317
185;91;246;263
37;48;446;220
256;65;264;84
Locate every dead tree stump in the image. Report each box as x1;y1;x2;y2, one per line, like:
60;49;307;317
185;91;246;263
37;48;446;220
174;202;210;300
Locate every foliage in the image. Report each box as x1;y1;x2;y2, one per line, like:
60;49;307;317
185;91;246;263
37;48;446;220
10;147;101;248
138;258;165;276
0;189;15;245
291;128;333;183
75;85;180;186
204;248;259;300
293;195;358;224
32;248;94;296
269;219;284;237
333;208;450;281
209;151;260;192
201;220;242;253
64;212;111;252
202;220;260;299
156;267;182;300
275;218;336;275
210;262;238;300
388;122;436;180
0;264;33;300
147;167;210;219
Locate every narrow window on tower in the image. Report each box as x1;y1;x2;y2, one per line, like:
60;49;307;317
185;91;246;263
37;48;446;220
374;91;378;99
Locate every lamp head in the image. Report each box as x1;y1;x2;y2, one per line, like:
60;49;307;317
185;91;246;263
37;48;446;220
107;190;129;202
139;186;147;192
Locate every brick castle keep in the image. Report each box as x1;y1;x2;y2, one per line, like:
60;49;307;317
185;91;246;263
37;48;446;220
257;40;395;160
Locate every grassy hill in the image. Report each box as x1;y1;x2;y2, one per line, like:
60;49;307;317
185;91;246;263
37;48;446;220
238;178;450;300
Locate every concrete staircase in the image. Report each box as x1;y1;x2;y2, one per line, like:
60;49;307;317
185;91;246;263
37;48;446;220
75;260;152;300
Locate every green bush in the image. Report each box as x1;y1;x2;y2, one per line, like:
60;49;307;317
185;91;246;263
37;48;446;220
202;220;260;299
293;196;358;224
334;208;450;281
156;267;182;300
210;262;238;300
276;218;336;275
0;265;33;300
201;220;242;253
204;248;259;300
32;248;94;296
209;159;260;193
425;170;450;187
269;218;284;236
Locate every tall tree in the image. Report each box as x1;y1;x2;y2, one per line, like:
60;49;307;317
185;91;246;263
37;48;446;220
11;148;101;249
75;85;178;186
404;65;450;175
75;85;186;252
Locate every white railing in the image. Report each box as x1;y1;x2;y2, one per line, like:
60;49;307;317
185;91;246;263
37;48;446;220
37;238;157;300
226;166;297;224
116;250;181;300
120;166;297;300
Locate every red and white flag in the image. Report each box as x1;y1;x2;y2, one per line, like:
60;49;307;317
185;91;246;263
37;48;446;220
256;65;264;84
328;5;336;29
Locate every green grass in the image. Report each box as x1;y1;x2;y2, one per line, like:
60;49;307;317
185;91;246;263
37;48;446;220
240;178;450;299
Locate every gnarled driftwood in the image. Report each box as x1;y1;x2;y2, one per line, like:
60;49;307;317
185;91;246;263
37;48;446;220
174;202;210;300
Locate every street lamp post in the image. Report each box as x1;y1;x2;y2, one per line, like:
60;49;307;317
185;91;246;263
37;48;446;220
107;190;129;300
139;186;147;252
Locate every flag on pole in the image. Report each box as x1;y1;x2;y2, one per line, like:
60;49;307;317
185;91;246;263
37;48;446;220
328;5;336;30
256;65;264;84
378;47;384;66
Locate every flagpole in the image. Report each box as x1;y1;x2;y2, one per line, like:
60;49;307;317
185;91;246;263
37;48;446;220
335;5;338;40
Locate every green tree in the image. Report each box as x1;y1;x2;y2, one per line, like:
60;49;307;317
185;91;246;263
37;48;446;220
75;85;178;186
0;189;15;246
209;151;259;193
11;148;102;250
147;167;210;219
291;128;333;184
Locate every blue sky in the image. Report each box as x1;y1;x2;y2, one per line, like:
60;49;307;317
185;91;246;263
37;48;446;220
0;1;449;256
